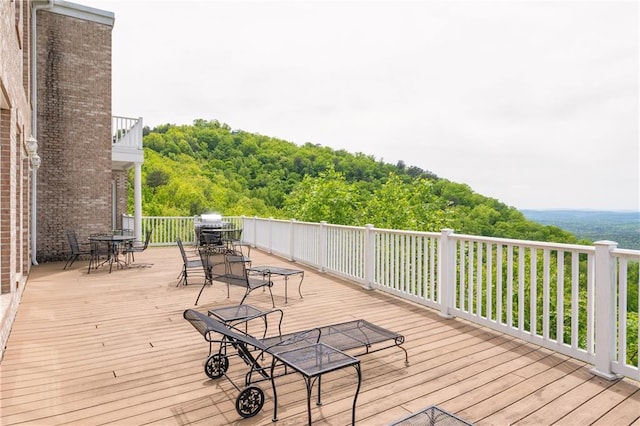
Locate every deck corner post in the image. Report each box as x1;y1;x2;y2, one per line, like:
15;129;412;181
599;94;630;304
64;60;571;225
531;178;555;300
591;240;620;380
251;215;257;249
289;219;296;262
267;217;274;254
319;221;327;273
438;228;455;319
364;224;375;290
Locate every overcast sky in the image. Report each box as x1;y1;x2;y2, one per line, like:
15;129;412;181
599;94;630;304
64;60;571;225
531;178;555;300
83;0;639;211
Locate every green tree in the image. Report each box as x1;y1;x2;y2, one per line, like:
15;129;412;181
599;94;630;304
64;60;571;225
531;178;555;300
283;168;361;225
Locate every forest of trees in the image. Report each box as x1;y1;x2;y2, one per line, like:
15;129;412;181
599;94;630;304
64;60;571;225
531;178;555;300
522;210;640;250
132;119;637;366
135;119;583;244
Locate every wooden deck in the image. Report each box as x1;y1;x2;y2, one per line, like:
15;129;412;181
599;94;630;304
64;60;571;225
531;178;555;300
1;246;639;425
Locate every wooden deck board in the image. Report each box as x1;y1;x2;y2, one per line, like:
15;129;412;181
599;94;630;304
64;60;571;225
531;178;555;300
2;246;639;425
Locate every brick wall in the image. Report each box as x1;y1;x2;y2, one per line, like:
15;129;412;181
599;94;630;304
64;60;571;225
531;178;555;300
36;10;113;261
113;169;128;230
0;109;13;293
1;0;32;294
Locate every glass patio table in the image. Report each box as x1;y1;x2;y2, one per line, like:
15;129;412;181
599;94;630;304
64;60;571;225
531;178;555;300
87;234;134;273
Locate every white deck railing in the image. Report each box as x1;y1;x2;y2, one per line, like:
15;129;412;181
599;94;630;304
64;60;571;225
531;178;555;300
112;116;143;149
131;214;640;381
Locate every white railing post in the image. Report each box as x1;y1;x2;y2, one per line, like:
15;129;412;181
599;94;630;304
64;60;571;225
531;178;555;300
251;216;257;248
268;217;273;254
438;229;455;319
133;163;142;241
319;221;327;273
289;219;296;261
364;224;375;290
591;240;620;380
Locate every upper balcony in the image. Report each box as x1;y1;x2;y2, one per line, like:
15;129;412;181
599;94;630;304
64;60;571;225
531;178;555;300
111;115;144;171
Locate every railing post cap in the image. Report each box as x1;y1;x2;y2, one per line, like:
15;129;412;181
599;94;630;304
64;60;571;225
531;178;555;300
594;240;618;248
593;240;618;250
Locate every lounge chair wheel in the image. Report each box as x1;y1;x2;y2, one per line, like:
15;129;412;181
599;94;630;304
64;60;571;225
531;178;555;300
236;386;265;418
204;354;229;379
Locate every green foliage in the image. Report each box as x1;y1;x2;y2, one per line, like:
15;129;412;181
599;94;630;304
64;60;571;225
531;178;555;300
522;210;640;250
363;173;453;231
283;168;362;224
138;119;584;244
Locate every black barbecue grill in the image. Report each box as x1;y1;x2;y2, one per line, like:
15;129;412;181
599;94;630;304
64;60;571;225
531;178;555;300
194;214;230;246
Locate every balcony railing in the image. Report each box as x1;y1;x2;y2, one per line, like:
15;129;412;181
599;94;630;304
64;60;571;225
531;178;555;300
111;116;144;171
128;214;640;382
112;116;143;149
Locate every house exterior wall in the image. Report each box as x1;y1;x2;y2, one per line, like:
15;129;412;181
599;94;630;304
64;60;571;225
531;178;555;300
35;5;113;261
1;0;34;359
113;169;128;230
1;0;116;361
1;0;32;294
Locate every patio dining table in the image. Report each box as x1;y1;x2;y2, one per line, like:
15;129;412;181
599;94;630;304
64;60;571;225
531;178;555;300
87;234;135;273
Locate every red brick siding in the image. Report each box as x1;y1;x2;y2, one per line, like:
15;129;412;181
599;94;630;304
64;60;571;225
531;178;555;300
113;169;128;230
1;0;33;294
0;109;12;293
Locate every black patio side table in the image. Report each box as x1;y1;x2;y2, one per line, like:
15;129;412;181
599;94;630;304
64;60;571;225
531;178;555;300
207;304;282;338
248;266;304;304
389;405;473;426
270;343;361;425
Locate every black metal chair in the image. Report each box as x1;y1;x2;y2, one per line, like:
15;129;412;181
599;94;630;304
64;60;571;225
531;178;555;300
195;248;272;307
63;230;92;270
87;233;113;273
177;237;204;286
122;229;153;264
201;231;224;249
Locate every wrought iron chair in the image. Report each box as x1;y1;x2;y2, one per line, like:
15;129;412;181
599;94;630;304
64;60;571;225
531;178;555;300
63;230;92;270
176;237;203;286
87;233;113;273
195;249;272;306
122;229;153;264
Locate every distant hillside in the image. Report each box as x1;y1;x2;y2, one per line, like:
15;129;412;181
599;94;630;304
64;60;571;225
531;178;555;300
139;120;583;245
521;210;640;250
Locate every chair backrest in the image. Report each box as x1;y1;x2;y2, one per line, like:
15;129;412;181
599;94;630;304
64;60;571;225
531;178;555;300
142;229;153;249
200;249;227;282
176;237;188;263
227;228;242;242
226;252;249;281
183;308;266;350
67;230;80;254
201;232;223;247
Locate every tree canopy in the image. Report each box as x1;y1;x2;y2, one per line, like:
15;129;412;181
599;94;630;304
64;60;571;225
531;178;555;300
135;119;584;244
